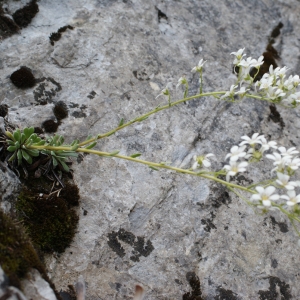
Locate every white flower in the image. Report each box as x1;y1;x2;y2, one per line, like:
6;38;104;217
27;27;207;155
191;59;206;72
286;157;300;171
223;161;248;181
278;146;299;157
250;186;280;207
231;48;246;65
220;85;237;99
239;133;263;146
281;190;300;206
266;152;289;174
259;136;277;153
176;76;187;89
276;172;298;190
251;56;264;68
192;153;214;170
156;83;171;99
235;86;249;96
225;145;247;162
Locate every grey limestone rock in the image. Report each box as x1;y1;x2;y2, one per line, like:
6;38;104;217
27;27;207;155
1;0;300;299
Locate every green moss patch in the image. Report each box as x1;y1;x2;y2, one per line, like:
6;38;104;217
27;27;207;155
0;210;45;288
16;188;79;253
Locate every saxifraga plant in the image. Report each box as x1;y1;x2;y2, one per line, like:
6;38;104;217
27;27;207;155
3;48;300;240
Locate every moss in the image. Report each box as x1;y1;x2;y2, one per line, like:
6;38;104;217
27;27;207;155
53;101;68;120
16;188;79;253
10;66;36;89
0;13;20;39
0;104;8;117
59;182;80;207
42;119;59;133
49;25;74;45
0;210;46;288
12;0;39;28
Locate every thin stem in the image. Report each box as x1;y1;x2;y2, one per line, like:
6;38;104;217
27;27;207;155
80;149;255;193
78;91;226;147
200;70;203;94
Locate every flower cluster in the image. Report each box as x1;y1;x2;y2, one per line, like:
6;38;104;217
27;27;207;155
256;66;300;107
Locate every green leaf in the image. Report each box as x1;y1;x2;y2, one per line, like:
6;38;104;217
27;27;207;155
5;131;14;141
108;150;120;156
85;135;93;141
8;152;17;162
59;159;70;172
149;166;159;171
85;142;97;149
52;156;58;167
24;127;34;139
20;133;26;144
25;149;40;157
13;129;21;142
71;144;79;151
139;116;148;122
7;146;16;152
17;149;22;165
130;153;141;158
21;149;32;164
118;118;124;127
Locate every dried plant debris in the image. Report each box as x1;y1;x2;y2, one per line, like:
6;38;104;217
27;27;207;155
10;66;36;89
49;25;74;46
12;0;39;28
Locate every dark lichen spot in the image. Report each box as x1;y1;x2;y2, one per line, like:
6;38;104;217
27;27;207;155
10;66;36;89
59;183;80;207
258;276;291;300
182;271;203;300
33;77;62;105
270;216;288;233
87;91;97;99
155;6;168;22
214;287;238;300
271;258;278;268
211;187;231;209
42;119;59;133
107;228;154;260
268;104;285;129
12;0;39;28
107;231;126;258
0;14;19;39
117;228;135;245
0;104;8;118
16;188;79;253
49;25;74;45
53;101;68;120
201;211;216;232
72;111;87;118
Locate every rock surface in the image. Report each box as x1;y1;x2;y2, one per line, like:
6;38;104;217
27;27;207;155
1;0;300;299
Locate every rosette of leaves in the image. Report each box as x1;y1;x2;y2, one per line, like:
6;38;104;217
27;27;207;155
41;135;78;172
5;127;44;165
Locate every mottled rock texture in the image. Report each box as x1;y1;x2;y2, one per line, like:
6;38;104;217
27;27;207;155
1;0;300;299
